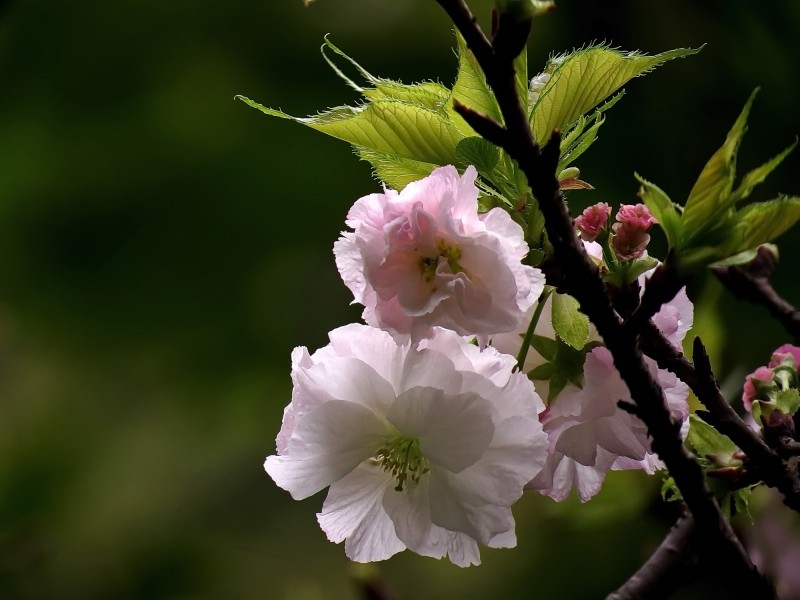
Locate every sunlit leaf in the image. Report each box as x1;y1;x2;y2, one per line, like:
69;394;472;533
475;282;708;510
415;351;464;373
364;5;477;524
447;33;503;136
728;196;800;253
355;148;438;190
682;89;758;235
236;96;462;165
532;45;700;144
730;137;798;204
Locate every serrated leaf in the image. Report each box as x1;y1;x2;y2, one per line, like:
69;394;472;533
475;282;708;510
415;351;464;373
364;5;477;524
682;89;758;236
238;96;462;165
635;173;684;248
529;333;558;361
687;414;738;459
447;33;503;137
730;138;798;204
321;36;450;110
775;388;800;416
454;137;501;174
532;45;700;144
551;292;589;349
728;196;800;253
355;147;438;190
558;112;606;171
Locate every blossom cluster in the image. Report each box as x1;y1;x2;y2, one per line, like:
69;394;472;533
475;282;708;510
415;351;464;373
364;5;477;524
266;166;692;566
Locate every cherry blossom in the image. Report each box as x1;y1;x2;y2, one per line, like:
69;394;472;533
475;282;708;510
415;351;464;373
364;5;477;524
574;202;612;242
266;324;548;566
334;165;544;341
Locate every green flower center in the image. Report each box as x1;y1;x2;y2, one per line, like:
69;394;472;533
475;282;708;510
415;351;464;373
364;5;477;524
374;435;430;492
418;238;463;283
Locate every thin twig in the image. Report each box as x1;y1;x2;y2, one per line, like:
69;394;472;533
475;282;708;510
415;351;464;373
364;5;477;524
714;265;800;342
606;515;699;600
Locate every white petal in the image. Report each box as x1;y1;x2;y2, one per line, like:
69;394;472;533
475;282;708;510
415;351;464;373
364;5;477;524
266;400;387;500
388;387;494;472
302;356;397;415
317;463;406;563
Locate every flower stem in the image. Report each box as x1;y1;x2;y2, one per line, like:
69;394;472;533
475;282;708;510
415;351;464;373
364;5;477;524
516;287;553;372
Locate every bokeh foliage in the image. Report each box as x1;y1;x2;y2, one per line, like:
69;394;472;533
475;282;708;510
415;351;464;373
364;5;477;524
0;0;799;598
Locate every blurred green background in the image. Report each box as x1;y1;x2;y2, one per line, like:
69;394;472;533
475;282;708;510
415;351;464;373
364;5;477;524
1;1;799;598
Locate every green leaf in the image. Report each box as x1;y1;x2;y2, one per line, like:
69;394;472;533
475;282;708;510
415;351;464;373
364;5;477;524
775;388;800;416
321;36;450;110
237;96;462;166
686;414;738;460
558;112;605;171
454;137;501;174
355;147;438;190
728;196;800;253
531;45;700;144
682;89;758;236
635;173;684;248
529;362;555;380
529;333;558;361
730;137;798;204
551;292;589;349
447;33;503;137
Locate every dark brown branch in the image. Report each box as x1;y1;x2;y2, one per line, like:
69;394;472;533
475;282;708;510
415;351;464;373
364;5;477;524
714;264;800;341
606;515;699;600
433;1;775;596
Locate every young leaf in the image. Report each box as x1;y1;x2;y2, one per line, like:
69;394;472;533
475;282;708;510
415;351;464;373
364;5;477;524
635;173;683;248
321;36;450;110
728;196;800;253
447;33;503;137
551;292;589;349
730;137;798;204
237;97;462;166
686;414;738;461
681;89;758;236
531;45;700;144
454;137;501;175
355;148;438;190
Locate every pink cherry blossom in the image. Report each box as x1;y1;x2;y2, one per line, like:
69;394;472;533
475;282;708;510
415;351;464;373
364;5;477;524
611;203;658;261
574;202;611;242
531;348;689;502
266;324;548;566
334;165;545;341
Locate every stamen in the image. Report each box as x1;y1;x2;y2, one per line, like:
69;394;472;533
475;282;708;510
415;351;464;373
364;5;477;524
375;436;430;491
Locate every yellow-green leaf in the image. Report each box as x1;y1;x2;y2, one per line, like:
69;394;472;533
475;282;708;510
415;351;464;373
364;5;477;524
730;137;798;204
635;173;684;249
447;33;503;136
355;148;439;190
682;89;758;235
237;96;462;165
728;196;800;253
532;45;700;144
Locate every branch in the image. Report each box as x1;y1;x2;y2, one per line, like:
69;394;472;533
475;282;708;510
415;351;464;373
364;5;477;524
713;263;800;341
606;515;699;600
433;1;775;595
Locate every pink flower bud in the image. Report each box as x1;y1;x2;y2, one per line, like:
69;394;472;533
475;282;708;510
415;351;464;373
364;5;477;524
742;366;774;412
610;204;658;261
768;344;800;369
615;203;658;229
574;202;611;241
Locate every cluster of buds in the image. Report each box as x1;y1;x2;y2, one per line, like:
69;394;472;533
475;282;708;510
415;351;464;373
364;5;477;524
742;344;800;434
574;201;658;262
